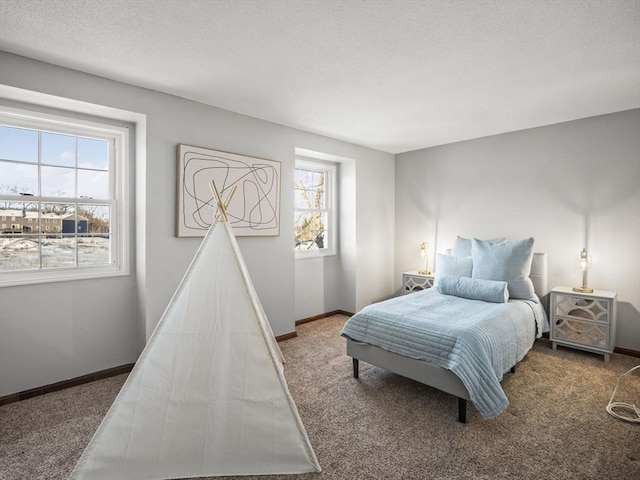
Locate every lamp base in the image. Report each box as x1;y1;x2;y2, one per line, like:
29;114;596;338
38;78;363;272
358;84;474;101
419;270;431;275
572;286;594;293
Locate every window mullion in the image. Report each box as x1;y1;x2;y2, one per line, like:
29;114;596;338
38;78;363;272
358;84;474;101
111;138;117;200
74;137;79;267
37;131;43;269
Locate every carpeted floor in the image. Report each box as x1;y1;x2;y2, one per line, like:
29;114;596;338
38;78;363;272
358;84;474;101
1;314;638;480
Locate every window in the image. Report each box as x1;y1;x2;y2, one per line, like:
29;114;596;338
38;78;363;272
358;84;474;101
0;106;129;286
294;159;336;257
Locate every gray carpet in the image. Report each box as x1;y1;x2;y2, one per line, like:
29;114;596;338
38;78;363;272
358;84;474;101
1;315;638;480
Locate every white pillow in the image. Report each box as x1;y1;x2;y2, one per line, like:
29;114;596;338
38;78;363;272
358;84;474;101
435;253;472;286
471;237;537;301
452;236;505;257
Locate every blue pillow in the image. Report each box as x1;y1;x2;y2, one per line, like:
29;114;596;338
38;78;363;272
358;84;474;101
452;236;505;257
471;237;537;301
435;253;472;286
438;274;509;303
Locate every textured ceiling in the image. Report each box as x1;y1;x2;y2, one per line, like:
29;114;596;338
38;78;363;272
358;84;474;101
1;0;639;154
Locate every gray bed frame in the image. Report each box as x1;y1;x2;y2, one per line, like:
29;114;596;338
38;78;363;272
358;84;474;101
346;253;548;423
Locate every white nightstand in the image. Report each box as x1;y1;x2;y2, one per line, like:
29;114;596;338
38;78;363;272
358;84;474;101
549;286;617;362
402;271;435;295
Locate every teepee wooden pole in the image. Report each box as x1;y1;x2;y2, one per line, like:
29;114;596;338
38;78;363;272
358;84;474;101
210;181;237;223
224;184;238;211
210;182;227;222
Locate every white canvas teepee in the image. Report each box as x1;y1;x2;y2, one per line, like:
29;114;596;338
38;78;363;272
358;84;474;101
68;185;321;479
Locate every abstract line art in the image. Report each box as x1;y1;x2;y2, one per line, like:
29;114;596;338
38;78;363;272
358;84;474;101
177;144;281;237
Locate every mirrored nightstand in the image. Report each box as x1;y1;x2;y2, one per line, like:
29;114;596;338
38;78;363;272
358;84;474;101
549;286;617;362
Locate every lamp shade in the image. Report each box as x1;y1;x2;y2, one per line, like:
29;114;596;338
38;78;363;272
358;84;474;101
573;247;593;293
419;242;430;274
576;248;592;270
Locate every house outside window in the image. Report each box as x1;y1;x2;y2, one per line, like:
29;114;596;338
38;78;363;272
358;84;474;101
294;159;336;258
0;105;129;286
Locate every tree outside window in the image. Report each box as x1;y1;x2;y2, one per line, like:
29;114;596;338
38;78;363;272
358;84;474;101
294;160;336;257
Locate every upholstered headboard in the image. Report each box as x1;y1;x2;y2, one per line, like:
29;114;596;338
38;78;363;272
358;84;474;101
530;253;548;298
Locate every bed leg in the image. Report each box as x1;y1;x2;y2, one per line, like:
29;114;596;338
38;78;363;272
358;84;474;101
352;358;359;379
458;398;467;424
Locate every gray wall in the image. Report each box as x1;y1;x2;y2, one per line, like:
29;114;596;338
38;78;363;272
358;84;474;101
395;109;640;350
0;52;394;396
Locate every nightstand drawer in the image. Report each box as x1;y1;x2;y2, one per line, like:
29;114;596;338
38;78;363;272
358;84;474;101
402;271;434;294
552;317;610;350
553;294;611;325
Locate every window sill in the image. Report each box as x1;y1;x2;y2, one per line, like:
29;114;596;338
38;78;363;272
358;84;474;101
295;249;336;260
0;265;129;287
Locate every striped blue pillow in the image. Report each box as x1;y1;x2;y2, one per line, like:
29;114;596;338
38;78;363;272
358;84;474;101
438;274;509;303
453;236;505;257
434;253;473;286
471;237;537;301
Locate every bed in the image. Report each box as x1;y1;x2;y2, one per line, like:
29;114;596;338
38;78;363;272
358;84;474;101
342;238;548;423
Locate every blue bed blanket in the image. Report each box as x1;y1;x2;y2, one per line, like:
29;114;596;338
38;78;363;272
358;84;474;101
341;289;548;419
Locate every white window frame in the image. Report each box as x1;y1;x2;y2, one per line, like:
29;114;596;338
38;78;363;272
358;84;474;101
0;105;130;287
294;158;337;259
